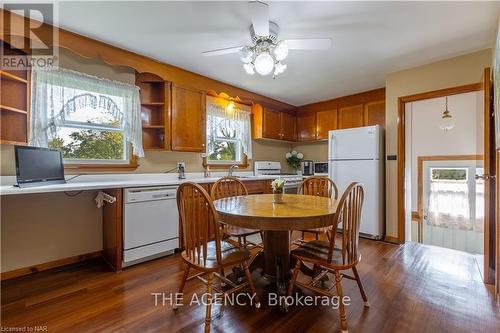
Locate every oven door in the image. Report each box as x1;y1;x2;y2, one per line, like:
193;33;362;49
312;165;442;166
284;184;299;194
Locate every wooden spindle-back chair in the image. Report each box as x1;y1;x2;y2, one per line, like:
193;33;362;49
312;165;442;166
211;176;263;248
175;182;260;333
288;182;368;333
294;176;339;244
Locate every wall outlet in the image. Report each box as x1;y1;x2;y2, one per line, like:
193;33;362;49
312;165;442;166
177;162;186;170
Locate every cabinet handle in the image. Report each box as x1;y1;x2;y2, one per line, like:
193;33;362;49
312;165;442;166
202;143;205;147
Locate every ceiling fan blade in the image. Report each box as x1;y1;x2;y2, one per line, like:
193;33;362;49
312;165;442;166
249;1;269;37
284;38;332;50
202;46;243;56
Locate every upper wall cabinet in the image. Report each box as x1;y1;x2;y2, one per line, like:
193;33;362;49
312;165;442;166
171;84;206;152
338;104;364;129
136;72;171;151
363;101;386;128
316;109;338;140
297;112;317;141
253;104;296;141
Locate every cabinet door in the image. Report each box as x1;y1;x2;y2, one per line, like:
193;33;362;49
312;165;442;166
263;108;282;140
316;109;338;139
297;112;317;141
281;111;296;141
338;104;364;129
171;84;206;152
363;101;385;127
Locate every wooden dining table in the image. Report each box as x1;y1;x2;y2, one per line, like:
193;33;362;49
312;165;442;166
214;193;338;306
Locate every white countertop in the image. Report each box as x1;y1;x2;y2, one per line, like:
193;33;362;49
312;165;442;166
0;172;278;196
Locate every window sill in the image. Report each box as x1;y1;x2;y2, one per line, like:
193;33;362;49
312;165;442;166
64;156;139;172
202;156;249;169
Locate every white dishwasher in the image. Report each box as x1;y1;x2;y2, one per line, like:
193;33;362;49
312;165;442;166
123;186;179;267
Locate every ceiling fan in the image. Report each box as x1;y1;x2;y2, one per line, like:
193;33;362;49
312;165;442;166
201;1;332;78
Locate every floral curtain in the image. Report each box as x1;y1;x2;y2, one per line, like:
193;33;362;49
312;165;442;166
30;68;144;157
427;181;472;230
206;97;252;159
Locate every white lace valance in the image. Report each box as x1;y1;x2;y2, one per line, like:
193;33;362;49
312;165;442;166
30;68;144;157
206;96;252;159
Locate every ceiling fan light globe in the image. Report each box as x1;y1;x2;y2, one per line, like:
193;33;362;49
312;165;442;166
240;46;254;64
243;63;255;75
274;42;288;61
274;62;286;75
254;52;274;75
439;114;454;131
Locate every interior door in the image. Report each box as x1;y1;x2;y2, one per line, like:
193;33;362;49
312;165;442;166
478;67;495;284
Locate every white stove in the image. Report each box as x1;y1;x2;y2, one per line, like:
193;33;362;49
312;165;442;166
254;161;303;193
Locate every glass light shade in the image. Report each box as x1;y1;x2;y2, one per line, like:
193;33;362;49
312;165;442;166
274;62;287;76
254;52;274;75
274;42;288;61
240;46;254;64
439;112;454;131
243;63;255;75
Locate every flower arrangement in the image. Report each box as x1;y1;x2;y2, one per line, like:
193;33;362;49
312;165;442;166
271;179;285;193
285;150;304;170
271;178;285;203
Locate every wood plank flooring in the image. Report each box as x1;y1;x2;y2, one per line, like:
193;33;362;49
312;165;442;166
1;239;499;333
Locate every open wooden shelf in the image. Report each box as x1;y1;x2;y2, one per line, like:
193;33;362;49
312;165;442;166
136;72;170;151
0;41;29;145
0;70;28;84
0;105;28;114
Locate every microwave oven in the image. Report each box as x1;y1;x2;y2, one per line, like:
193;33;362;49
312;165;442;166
314;162;328;175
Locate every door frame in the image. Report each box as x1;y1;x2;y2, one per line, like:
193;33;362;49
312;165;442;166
396;82;490;255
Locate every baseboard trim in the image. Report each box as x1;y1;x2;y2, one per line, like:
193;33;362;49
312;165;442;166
1;251;103;281
384;236;401;244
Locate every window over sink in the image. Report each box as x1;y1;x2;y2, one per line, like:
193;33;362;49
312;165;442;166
205;96;252;167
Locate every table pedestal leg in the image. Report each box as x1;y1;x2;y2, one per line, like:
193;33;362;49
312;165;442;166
263;230;290;312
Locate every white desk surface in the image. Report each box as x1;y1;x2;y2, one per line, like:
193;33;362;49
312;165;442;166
0;172;278;196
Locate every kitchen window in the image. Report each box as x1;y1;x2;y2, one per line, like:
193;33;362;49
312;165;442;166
29;68;144;168
205;96;252;166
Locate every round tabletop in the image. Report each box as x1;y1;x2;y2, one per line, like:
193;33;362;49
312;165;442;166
213;194;338;231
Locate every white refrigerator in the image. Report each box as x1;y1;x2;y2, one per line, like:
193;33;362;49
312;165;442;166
328;125;384;239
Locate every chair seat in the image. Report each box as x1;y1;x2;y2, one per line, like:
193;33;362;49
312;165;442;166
299;226;331;233
181;240;251;270
291;240;360;268
223;224;261;237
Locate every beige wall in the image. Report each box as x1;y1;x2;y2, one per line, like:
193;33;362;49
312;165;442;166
385;48;492;239
292;141;328;162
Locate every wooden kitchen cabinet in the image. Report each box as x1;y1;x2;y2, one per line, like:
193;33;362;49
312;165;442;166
262;108;282;139
363;101;385;127
281;111;296;141
316;109;338;140
338;104;364;129
171;84;206;152
253;104;296;141
297;112;317;141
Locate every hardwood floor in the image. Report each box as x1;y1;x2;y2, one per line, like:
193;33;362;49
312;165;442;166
1;239;498;333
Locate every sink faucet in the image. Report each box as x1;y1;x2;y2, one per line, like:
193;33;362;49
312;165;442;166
178;164;186;180
228;164;239;177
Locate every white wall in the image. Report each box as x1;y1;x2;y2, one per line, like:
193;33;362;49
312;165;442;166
408;91;484;211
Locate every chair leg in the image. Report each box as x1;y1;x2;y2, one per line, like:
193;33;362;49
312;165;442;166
352;266;369;307
334;271;348;333
287;258;301;296
301;231;305;240
204;272;214;333
315;232;319;240
174;264;190;310
243;261;261;308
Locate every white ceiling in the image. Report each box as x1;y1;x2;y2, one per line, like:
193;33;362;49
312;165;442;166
55;1;499;106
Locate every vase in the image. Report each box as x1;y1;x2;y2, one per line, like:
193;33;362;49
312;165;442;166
273;190;284;203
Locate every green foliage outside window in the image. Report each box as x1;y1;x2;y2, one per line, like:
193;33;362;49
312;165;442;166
48;130;124;160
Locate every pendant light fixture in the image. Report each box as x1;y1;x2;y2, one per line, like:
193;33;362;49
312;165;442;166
439;96;454;131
